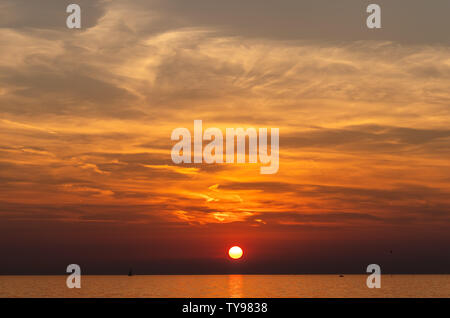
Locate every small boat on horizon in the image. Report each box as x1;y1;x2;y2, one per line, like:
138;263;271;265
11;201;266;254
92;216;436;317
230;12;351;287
339;274;344;277
128;268;134;276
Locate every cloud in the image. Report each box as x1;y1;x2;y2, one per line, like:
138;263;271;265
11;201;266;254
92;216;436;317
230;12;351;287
1;4;449;125
132;0;450;44
0;0;448;251
281;124;450;155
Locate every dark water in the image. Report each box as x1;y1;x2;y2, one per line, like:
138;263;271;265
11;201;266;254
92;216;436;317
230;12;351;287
1;275;449;298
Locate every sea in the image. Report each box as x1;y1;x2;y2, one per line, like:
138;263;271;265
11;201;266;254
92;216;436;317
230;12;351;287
0;275;449;298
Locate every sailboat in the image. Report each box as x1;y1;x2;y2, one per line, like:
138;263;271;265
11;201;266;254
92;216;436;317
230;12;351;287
128;268;134;276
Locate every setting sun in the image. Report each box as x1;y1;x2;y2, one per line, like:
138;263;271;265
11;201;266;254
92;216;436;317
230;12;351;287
228;246;243;260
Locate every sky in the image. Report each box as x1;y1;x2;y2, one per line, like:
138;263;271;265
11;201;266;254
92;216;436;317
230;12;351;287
0;0;449;274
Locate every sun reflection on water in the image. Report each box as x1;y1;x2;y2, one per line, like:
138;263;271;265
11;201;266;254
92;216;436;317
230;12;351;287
228;274;243;298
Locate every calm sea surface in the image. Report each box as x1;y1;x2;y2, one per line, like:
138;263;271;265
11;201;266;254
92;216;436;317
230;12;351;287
0;275;449;298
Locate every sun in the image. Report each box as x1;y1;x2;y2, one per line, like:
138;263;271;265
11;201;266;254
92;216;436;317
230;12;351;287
228;246;243;260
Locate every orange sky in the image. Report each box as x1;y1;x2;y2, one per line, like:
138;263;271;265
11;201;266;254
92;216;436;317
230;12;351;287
0;0;449;274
